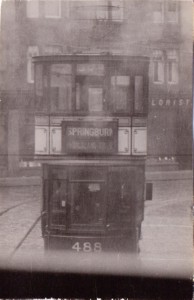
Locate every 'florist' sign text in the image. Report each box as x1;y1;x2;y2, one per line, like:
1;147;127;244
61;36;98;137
151;98;191;107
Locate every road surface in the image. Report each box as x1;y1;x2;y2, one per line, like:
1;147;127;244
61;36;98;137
0;176;192;278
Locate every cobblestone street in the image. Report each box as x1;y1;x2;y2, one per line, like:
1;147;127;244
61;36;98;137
0;186;43;257
0;173;192;277
139;177;192;277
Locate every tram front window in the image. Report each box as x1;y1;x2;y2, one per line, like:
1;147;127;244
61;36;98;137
70;182;105;226
111;75;132;113
75;63;104;113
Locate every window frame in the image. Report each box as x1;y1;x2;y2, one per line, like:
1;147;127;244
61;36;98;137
74;62;106;115
110;0;124;22
68;180;106;228
152;50;165;84
34;57;148;116
66;167;107;232
49;179;67;228
95;0;124;22
26;0;39;18
75;75;105;114
44;0;62;19
167;1;178;23
43;45;63;55
50;63;73;113
110;75;132;114
27;46;39;84
167;50;179;84
34;63;49;112
153;1;164;24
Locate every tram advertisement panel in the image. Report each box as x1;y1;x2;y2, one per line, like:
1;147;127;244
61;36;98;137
62;120;118;154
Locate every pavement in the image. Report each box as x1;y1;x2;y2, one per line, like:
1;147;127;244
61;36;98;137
0;170;192;186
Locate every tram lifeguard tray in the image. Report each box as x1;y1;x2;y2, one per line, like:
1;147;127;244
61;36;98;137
62;120;118;154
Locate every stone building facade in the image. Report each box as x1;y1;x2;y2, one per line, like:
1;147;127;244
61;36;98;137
0;0;192;174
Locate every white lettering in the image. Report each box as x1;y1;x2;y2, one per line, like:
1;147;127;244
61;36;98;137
67;127;113;137
73;128;77;135
166;99;171;106
151;99;191;107
159;99;164;106
68;128;74;136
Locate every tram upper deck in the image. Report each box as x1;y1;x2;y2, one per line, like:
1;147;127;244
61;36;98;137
33;54;149;159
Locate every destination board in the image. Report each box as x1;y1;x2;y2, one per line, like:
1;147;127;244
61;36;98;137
62;120;118;154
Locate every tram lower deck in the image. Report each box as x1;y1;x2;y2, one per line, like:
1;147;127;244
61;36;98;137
41;159;145;253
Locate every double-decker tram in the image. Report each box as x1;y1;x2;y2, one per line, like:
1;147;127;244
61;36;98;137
33;54;149;253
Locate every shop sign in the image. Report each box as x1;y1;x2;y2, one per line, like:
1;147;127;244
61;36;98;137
62;120;118;154
151;99;191;107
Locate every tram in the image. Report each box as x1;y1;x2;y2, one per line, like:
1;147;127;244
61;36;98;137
33;54;149;253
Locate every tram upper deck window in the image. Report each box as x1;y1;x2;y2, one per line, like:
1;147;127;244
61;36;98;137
35;59;147;115
109;61;134;114
111;75;132;113
35;64;48;112
50;64;72;113
134;76;144;113
75;63;104;113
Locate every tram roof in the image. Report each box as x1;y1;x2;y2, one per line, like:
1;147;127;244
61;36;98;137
32;53;149;64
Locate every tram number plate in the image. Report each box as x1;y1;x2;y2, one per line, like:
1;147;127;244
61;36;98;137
72;242;102;252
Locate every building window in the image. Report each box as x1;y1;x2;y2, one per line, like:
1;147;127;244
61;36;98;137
153;1;163;23
43;45;63;55
167;1;178;23
167;50;178;84
71;0;123;22
26;0;39;18
152;50;164;84
44;0;61;18
27;46;39;83
111;0;124;22
72;2;95;20
96;0;124;22
96;1;109;20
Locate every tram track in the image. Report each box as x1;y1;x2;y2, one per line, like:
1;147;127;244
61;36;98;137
0;200;35;217
0;188;42;257
10;214;41;257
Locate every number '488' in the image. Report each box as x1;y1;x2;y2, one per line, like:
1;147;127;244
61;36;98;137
72;242;102;252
